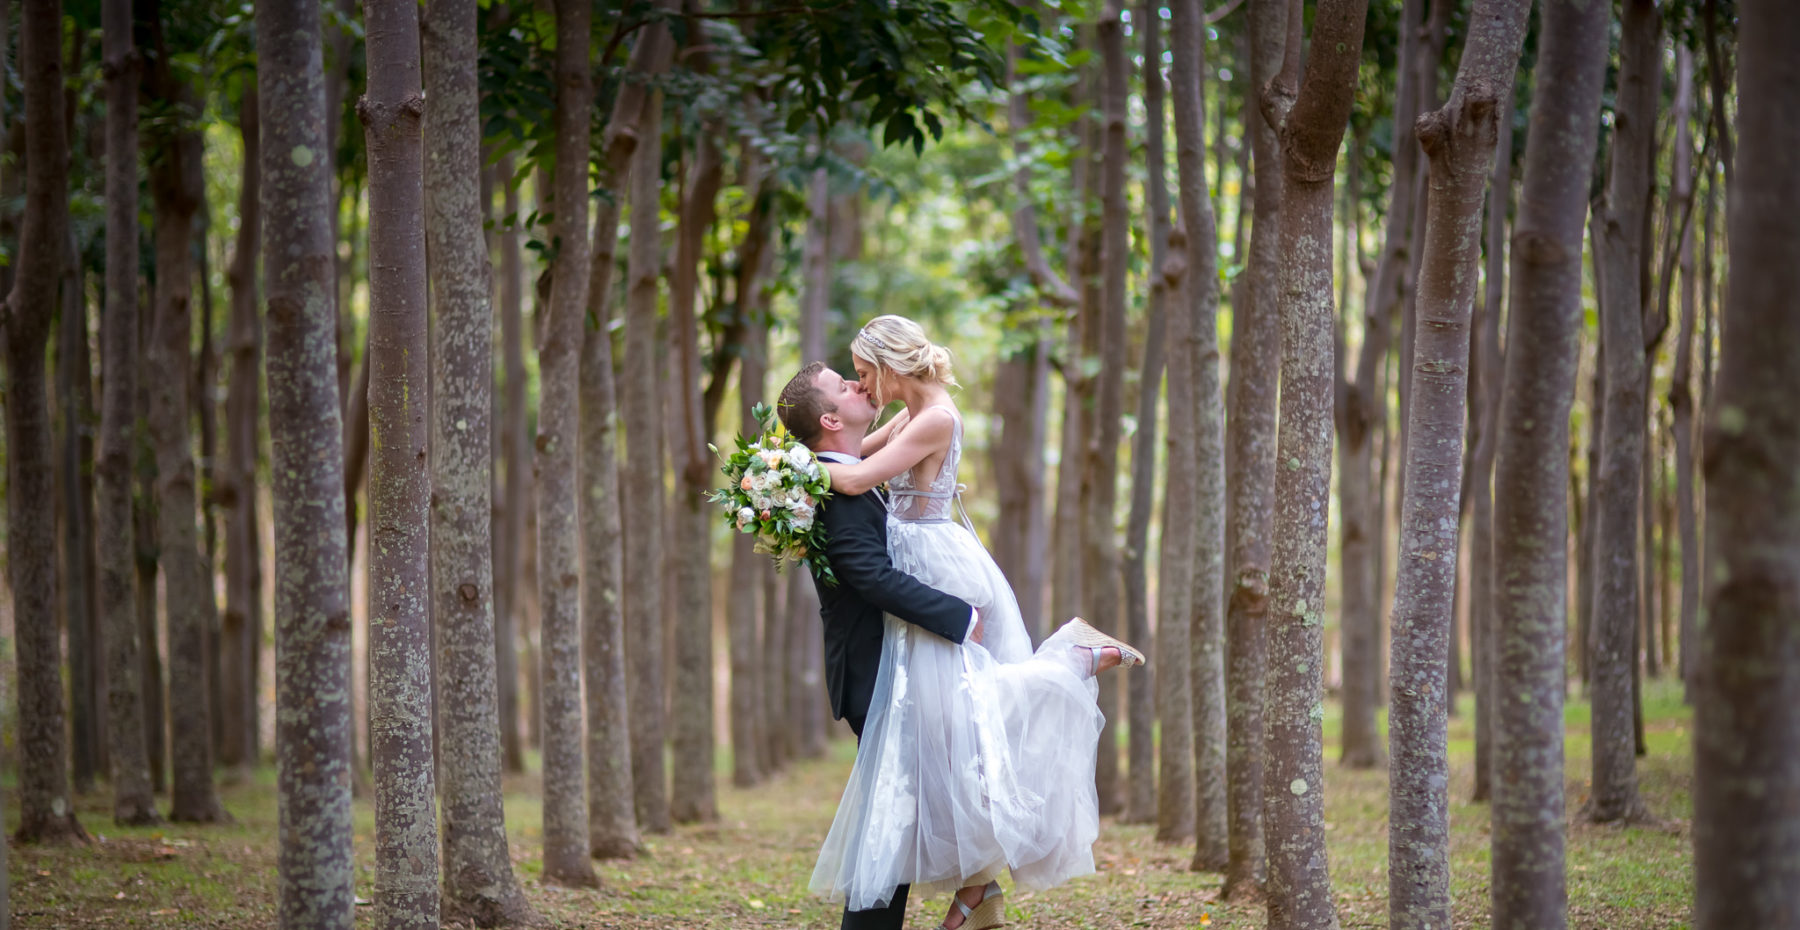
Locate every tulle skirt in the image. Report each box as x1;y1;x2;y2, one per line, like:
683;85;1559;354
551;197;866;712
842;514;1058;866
809;516;1105;911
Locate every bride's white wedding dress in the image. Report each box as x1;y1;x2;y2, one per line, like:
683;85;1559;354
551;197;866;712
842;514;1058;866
810;409;1106;911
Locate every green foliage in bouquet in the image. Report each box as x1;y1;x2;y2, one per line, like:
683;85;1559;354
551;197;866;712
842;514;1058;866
708;402;837;586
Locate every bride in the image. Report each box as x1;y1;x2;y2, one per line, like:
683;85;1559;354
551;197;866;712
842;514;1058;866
808;314;1143;930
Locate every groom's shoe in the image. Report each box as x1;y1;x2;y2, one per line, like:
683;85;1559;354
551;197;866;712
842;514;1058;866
936;881;1005;930
1065;617;1146;672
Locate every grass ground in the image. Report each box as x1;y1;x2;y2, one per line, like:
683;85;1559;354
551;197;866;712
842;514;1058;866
8;678;1693;929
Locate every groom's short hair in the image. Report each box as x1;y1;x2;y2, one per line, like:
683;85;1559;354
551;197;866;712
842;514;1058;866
778;360;835;446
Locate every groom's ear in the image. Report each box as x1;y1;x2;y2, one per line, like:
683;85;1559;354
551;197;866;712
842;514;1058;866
818;411;843;434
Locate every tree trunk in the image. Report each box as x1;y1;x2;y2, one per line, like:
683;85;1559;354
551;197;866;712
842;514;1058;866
100;0;159;824
1088;4;1132;820
257;0;357;917
1052;25;1096;656
1339;0;1424;765
795;165;830;758
1386;6;1530;926
63;243;100;797
1694;6;1800;924
197;212;224;764
423;0;543;919
1262;2;1366;926
668;126;724;825
1470;73;1515;805
1168;0;1229;870
1668;46;1701;701
1578;307;1602;687
1137;0;1190;841
143;5;226;821
1155;221;1197;844
997;37;1060;645
9;0;86;844
135;324;167;795
359;0;442;918
622;85;671;833
529;0;601;887
1221;0;1285;900
495;150;526;774
219;88;262;776
584;13;670;858
726;151;775;791
1488;1;1609;925
761;558;789;771
1586;0;1658;826
1123;0;1170;828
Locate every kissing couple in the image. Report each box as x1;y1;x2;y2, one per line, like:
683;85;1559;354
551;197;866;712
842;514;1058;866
778;314;1144;930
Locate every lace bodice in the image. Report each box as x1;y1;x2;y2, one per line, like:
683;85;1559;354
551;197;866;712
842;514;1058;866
885;407;963;524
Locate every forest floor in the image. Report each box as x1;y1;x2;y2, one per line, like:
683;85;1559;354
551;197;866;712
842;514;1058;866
9;678;1693;929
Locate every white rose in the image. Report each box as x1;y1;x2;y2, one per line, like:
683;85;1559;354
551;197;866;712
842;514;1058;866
736;507;755;528
791;503;815;530
785;445;813;470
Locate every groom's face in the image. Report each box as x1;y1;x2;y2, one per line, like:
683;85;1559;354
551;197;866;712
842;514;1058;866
814;367;879;434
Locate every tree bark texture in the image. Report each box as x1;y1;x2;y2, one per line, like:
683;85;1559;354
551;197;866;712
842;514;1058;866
135;333;167;795
726;162;774;789
1221;0;1285;900
669;127;725;826
623;87;671;833
1470;71;1515;805
1694;4;1800;924
533;0;601;887
221;88;263;774
423;0;542;918
583;13;670;858
143;21;226;821
1386;5;1529;926
1169;0;1229;869
1156;222;1198;844
1088;5;1132;818
1263;3;1365;927
1121;0;1170;828
496;150;527;775
62;244;100;796
1052;28;1095;657
256;0;356;919
1587;0;1658;826
359;0;442;918
100;0;160;825
9;0;86;844
1136;0;1191;842
1667;46;1701;699
793;169;829;758
1339;0;1425;769
1488;1;1608;925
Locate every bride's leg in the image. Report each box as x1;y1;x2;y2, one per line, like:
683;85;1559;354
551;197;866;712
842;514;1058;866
937;884;988;930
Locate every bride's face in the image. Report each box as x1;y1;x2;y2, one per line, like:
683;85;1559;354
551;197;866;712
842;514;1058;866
852;354;890;406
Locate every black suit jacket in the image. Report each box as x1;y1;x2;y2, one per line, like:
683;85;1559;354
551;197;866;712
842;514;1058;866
812;485;971;724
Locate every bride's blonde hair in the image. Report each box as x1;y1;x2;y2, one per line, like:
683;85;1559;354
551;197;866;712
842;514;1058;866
850;315;957;405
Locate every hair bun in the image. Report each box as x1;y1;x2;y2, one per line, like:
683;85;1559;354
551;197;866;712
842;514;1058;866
928;345;954;382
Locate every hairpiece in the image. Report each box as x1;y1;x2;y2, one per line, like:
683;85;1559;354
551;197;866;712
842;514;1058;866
857;327;889;352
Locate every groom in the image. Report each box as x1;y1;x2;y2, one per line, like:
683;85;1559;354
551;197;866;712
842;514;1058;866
778;360;980;930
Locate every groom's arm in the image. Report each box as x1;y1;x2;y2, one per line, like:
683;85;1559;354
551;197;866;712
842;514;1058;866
821;495;972;645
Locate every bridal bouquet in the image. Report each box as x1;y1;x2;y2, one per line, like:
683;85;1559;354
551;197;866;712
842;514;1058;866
708;402;837;585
